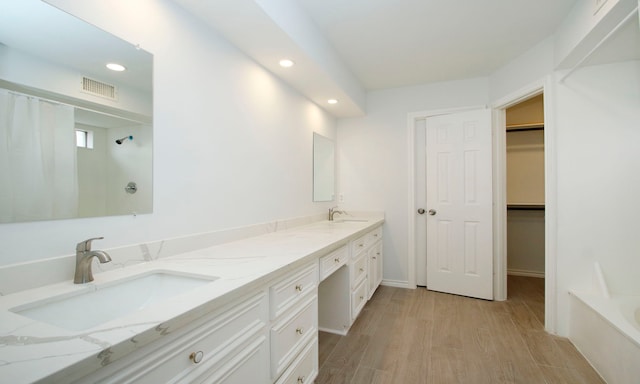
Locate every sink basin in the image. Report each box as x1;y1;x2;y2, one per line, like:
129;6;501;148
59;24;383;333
333;219;369;223
11;271;218;331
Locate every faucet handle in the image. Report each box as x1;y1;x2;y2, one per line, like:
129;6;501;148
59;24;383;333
76;237;104;252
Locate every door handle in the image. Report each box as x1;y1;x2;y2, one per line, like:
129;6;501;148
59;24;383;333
417;208;425;214
428;209;437;216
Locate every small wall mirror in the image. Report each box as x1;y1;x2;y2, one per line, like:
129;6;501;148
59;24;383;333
313;133;335;202
0;1;153;223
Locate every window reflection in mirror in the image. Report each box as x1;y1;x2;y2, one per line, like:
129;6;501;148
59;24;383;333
313;133;335;202
0;1;152;223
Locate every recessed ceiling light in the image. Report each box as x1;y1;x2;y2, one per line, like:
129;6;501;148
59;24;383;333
327;99;338;104
106;63;126;72
279;59;295;68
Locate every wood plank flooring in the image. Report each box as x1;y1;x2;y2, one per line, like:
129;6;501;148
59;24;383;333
316;276;604;384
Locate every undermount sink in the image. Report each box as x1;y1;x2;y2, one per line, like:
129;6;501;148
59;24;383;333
333;219;369;223
11;271;218;331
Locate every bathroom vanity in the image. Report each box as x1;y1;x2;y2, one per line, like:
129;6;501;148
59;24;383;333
0;217;383;383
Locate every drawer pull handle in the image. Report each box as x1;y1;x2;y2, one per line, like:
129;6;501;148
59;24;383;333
359;267;364;272
374;234;378;237
358;244;364;247
372;257;377;260
297;376;306;384
334;258;340;263
296;327;304;335
377;252;380;255
189;351;204;364
295;284;303;292
360;296;364;300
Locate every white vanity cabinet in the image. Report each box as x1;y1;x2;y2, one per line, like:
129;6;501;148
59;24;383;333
350;226;382;324
74;290;270;384
349;226;383;321
269;262;319;383
367;227;383;299
60;224;383;384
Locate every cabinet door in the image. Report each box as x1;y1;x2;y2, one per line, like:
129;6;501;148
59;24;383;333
368;242;383;299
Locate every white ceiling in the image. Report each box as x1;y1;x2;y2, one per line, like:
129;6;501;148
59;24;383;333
7;1;634;119
296;0;578;90
176;0;614;117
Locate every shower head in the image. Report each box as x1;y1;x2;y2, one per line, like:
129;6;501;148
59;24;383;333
115;135;133;145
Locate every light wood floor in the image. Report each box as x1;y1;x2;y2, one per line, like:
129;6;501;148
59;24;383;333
316;276;604;384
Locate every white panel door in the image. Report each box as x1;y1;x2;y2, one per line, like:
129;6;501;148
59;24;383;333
425;109;493;300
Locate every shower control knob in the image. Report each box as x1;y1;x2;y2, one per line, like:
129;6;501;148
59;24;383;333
428;209;437;216
417;208;425;214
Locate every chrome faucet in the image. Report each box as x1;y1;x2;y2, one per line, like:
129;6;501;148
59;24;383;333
329;206;347;221
74;237;112;284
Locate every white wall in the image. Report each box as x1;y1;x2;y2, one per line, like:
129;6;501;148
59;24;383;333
337;78;489;284
0;0;336;266
555;60;640;334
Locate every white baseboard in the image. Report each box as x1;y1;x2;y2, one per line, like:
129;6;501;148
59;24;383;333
381;279;411;288
508;269;545;278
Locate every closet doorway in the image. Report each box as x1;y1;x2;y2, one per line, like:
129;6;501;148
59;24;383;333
505;94;546;324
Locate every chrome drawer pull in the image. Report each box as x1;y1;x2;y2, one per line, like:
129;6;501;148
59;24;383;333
295;284;303;292
359;267;364;272
297;376;305;383
189;351;204;364
334;258;340;263
296;327;304;335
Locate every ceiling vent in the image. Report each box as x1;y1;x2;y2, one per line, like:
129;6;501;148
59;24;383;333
81;76;117;100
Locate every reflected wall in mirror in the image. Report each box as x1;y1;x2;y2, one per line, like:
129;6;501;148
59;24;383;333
313;133;335;202
0;1;153;223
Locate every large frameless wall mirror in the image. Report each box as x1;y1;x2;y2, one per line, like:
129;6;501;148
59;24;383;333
0;0;153;224
312;133;335;202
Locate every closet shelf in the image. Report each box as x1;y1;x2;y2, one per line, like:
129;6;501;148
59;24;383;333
507;204;545;211
506;123;544;132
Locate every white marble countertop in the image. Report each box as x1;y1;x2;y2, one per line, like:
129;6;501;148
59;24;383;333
0;217;383;383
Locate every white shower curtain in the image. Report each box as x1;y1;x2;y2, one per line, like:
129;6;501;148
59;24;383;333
0;89;78;222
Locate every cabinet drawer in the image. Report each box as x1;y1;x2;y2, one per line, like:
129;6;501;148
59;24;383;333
368;226;382;244
77;291;268;384
350;252;367;289
271;294;318;378
270;263;318;320
319;246;347;281
351;279;367;320
275;338;318;384
351;233;368;257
